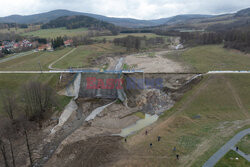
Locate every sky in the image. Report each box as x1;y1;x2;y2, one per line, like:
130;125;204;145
1;0;250;19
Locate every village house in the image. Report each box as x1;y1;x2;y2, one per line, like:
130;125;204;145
13;43;20;49
3;41;14;50
1;39;33;51
64;39;73;46
21;39;32;47
37;43;53;51
37;45;47;51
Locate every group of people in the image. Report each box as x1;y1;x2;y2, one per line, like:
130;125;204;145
124;130;180;160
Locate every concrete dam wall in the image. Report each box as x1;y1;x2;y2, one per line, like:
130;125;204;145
78;73;127;101
64;72;145;102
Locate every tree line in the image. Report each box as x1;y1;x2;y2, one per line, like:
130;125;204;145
224;30;250;52
180;32;223;45
113;35;165;51
0;23;28;30
153;29;180;36
180;29;250;52
51;37;64;49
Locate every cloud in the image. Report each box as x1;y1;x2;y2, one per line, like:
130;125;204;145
1;0;250;19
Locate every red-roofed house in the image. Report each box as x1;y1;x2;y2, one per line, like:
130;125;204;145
64;39;73;46
13;43;20;49
0;46;4;51
37;44;52;51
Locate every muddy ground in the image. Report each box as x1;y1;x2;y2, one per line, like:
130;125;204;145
45;136;126;167
43;73;201;167
0;72;201;167
0;47;202;167
123;51;185;73
104;47;188;73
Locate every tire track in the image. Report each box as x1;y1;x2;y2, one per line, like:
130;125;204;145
225;79;249;118
48;48;76;70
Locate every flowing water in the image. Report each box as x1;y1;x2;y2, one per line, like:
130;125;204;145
119;114;159;137
85;101;116;121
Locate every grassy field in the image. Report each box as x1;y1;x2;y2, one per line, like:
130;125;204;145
53;43;126;69
0;27;29;34
237;134;250;154
215;150;250;167
21;27;88;38
0;43;126;71
0;47;72;71
164;45;250;72
0;25;40;34
92;33;170;42
120;74;250;167
0;53;15;60
0;74;59;92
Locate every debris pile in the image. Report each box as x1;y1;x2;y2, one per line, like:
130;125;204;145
136;89;174;115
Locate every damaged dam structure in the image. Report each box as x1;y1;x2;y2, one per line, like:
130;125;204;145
79;73;127;101
64;71;144;102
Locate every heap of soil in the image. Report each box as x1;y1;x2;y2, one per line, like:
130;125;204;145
47;136;125;167
136;89;174;114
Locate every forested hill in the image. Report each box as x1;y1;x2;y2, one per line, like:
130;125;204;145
41;15;118;31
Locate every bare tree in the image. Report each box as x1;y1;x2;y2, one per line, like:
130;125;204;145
9;138;15;167
3;126;16;167
22;81;57;126
0;139;9;167
0;118;17;167
0;51;4;58
24;130;33;166
1;89;17;122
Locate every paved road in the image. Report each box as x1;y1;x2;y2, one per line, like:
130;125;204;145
0;50;34;64
203;128;250;167
232;147;250;162
207;71;250;74
48;48;76;70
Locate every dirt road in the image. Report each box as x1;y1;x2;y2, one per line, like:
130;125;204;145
0;50;34;64
48;48;76;70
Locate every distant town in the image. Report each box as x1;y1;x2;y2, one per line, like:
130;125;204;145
0;38;73;57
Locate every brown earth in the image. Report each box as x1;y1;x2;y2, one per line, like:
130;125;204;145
123;51;186;73
45;136;126;167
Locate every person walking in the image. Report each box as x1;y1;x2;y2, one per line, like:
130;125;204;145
145;130;148;135
176;154;179;160
150;143;152;148
157;136;161;142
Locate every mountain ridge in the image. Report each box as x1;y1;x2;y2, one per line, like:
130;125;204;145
1;8;250;28
0;9;214;28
